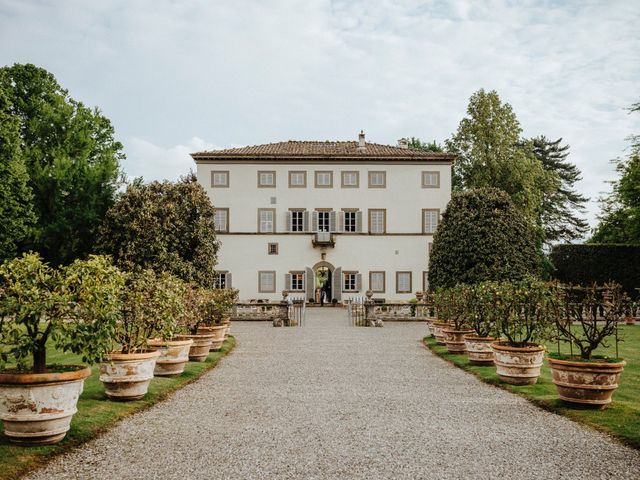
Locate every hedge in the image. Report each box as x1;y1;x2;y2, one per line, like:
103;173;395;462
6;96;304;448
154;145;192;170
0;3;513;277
550;244;640;298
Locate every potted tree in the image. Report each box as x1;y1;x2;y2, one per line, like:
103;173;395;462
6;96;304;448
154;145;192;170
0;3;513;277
548;283;627;408
174;285;216;362
198;288;238;351
491;278;556;385
463;282;500;365
0;253;122;445
146;274;193;377
99;269;174;401
435;287;472;353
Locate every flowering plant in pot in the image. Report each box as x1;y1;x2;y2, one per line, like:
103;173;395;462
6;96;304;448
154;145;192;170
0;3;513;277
548;283;628;408
434;286;472;353
463;282;500;365
197;288;238;351
174;285;216;361
100;269;180;400
491;278;557;385
0;253;122;445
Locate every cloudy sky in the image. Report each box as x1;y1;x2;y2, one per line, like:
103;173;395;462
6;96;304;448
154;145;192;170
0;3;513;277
1;0;638;228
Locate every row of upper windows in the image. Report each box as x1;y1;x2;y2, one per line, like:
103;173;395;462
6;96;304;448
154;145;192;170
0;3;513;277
213;208;440;234
210;170;441;189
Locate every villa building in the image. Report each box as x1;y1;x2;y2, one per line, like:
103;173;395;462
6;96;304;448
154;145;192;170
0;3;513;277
192;132;454;302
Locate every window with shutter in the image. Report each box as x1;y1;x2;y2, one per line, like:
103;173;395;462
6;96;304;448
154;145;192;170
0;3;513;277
343;272;358;292
344;210;358;232
214;272;229;289
290;210;305;232
289;272;304;291
422;209;439;234
317;211;330;232
396;271;412;293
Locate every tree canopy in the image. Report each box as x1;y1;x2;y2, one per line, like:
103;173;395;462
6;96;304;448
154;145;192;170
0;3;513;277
591;102;640;245
408;137;444;152
428;188;540;290
96;174;220;288
0;63;124;265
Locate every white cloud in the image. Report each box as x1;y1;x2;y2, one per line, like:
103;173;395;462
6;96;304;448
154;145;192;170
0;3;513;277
1;0;639;229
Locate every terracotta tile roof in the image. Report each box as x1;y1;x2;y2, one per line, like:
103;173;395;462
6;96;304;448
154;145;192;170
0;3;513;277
191;140;454;161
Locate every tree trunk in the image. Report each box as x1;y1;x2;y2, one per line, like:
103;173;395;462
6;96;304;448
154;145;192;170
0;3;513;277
33;347;47;374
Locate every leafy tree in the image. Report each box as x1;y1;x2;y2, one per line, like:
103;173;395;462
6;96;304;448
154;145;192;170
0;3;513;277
591;102;640;244
0;74;35;261
408;137;444;152
0;63;124;265
531;136;589;243
446;89;556;223
96;174;220;288
428;188;540;290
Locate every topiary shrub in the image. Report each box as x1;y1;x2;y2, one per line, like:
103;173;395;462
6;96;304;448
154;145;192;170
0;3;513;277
428;188;540;290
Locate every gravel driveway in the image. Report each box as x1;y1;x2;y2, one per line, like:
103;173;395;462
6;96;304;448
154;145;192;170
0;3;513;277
28;308;640;479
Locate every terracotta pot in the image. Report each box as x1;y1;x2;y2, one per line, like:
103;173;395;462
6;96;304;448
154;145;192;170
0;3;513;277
196;325;227;351
147;338;193;377
491;342;545;385
547;357;626;409
175;333;215;362
0;365;91;445
442;328;473;353
100;350;160;401
425;318;435;338
464;335;498;365
431;321;450;345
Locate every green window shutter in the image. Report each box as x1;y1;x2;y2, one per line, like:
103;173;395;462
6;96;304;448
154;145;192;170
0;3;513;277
311;211;319;232
329;211;337;232
355;273;362;292
285;273;292;291
303;210;310;232
305;267;314;300
333;267;342;301
286;211;292;232
227;273;232;289
356;211;363;232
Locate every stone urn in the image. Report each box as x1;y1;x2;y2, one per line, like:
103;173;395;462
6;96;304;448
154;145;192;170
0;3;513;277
197;325;227;352
442;327;474;353
175;333;215;362
547;357;626;409
431;321;450;345
0;365;92;445
100;350;161;401
147;338;193;377
464;335;498;365
491;342;545;385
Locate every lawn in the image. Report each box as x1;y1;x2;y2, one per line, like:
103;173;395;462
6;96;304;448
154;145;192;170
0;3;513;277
0;336;235;480
424;325;640;448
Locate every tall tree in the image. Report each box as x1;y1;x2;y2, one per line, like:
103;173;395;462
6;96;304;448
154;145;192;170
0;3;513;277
0;74;35;261
408;137;444;152
531;136;589;243
446;89;556;224
591;103;640;245
96;174;220;288
0;63;124;265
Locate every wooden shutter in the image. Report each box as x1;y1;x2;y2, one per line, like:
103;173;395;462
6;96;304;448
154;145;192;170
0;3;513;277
305;267;314;301
303;211;310;232
338;211;345;232
311;211;319;232
285;273;292;291
355;273;362;292
356;211;363;233
227;273;232;289
329;211;337;232
286;211;292;232
333;267;342;301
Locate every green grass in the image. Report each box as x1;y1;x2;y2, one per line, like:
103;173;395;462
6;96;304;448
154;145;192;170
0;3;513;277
424;326;640;449
0;336;235;480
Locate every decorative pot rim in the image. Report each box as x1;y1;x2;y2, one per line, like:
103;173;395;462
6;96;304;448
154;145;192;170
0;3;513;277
196;325;227;331
442;328;474;334
175;333;216;340
491;342;545;352
0;365;92;385
147;338;194;347
464;334;498;341
547;356;626;369
106;350;161;362
432;321;451;327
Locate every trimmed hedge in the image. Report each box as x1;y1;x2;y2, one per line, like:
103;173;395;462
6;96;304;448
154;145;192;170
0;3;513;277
550;244;640;298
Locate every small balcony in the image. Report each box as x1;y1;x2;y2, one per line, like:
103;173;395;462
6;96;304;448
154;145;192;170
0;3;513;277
312;232;336;248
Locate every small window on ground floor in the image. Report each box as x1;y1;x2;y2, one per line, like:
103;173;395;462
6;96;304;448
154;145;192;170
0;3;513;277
258;271;276;293
268;243;279;255
286;272;305;291
396;271;412;293
369;271;385;293
343;271;361;292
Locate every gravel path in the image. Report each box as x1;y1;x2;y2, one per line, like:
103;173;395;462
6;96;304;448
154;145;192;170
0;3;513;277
28;308;640;479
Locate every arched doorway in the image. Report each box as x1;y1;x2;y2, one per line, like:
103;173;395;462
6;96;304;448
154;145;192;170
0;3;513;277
310;261;338;305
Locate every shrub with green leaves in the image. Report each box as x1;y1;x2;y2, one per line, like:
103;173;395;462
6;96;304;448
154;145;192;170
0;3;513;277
0;253;123;373
428;188;540;290
433;286;469;330
204;288;238;325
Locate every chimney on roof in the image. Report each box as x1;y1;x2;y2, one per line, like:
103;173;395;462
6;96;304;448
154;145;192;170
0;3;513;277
358;130;366;151
398;138;409;149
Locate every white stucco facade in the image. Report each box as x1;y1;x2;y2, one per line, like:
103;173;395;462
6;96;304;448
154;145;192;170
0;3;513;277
193;138;453;302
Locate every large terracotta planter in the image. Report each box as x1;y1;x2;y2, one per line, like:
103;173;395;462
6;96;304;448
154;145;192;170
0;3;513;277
432;322;450;345
100;350;160;401
175;333;215;362
442;328;473;353
197;325;227;351
491;342;545;385
464;335;498;365
425;318;435;338
547;357;626;409
0;365;91;445
222;320;231;339
147;338;193;377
